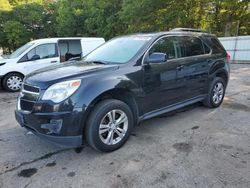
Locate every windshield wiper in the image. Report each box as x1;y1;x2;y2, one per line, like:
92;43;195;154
90;60;108;65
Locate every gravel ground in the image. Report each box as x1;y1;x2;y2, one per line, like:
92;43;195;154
0;64;249;188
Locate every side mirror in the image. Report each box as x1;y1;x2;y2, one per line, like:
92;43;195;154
147;52;167;64
30;54;40;61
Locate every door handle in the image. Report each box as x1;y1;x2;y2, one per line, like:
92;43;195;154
50;61;58;63
177;65;184;71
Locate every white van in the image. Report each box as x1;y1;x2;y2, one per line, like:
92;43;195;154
0;37;105;91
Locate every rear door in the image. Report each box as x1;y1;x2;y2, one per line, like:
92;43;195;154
19;43;59;74
176;36;211;100
58;40;82;62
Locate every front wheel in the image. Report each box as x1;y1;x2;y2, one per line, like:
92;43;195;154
85;99;134;152
2;73;24;92
203;77;226;108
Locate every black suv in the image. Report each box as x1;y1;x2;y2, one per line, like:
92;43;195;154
15;28;230;152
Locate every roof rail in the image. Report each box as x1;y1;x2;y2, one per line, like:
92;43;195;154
171;28;209;33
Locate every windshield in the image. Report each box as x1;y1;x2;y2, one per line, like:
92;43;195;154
84;36;151;64
9;42;34;59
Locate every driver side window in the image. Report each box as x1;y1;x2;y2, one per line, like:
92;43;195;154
148;36;182;60
26;43;58;61
27;48;36;60
18;43;58;63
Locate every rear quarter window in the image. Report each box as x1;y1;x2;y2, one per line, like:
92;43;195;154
203;43;211;54
207;37;226;54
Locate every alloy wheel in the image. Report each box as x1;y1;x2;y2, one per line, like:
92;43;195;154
99;109;128;145
212;82;224;104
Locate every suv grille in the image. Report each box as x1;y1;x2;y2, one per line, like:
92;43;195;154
18;83;40;112
23;84;40;94
20;99;35;112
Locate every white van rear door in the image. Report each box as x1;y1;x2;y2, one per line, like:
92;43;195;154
58;40;82;62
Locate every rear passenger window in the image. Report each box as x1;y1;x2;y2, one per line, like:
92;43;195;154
180;36;205;57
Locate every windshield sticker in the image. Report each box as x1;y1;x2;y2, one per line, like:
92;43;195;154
131;37;152;41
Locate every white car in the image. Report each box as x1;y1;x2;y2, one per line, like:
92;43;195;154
0;37;105;92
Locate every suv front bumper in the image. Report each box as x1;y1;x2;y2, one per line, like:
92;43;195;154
15;109;83;148
0;75;3;87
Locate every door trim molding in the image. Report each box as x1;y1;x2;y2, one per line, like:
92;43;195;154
139;94;207;122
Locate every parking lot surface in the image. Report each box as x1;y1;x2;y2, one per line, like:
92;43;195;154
0;64;250;188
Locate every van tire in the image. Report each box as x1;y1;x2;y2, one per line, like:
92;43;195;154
2;73;24;92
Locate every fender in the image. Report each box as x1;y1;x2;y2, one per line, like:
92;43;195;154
208;59;229;83
74;75;140;133
75;75;140;109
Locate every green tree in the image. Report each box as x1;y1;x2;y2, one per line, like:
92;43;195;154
7;2;56;36
0;9;12;51
84;0;126;39
0;1;57;52
0;0;250;52
3;21;28;51
120;0;168;33
120;0;202;33
0;0;11;10
56;0;80;36
120;0;249;36
56;0;126;39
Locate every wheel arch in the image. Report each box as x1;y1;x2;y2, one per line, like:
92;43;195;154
215;71;228;85
1;71;25;86
81;88;139;135
209;60;229;86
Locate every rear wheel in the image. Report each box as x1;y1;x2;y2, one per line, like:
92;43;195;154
2;73;24;92
203;77;226;108
85;99;134;152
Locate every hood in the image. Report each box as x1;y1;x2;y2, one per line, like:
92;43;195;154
0;57;17;64
0;58;9;63
25;61;119;89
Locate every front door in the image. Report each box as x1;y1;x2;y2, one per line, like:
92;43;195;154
141;36;185;114
20;43;59;74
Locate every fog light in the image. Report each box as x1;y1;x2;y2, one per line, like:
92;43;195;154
41;119;63;134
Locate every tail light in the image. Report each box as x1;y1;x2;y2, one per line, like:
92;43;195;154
226;53;231;62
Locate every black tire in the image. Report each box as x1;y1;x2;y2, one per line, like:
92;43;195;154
85;99;134;152
2;73;24;92
203;77;226;108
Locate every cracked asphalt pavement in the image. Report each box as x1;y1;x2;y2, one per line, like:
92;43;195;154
0;64;250;188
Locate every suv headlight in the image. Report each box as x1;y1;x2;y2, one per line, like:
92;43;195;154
42;80;81;103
